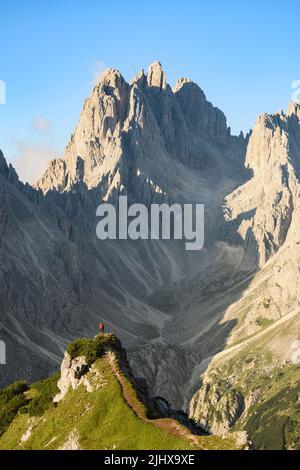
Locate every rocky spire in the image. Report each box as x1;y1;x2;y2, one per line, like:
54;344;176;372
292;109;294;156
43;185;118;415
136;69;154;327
173;77;194;93
95;68;125;89
147;61;166;90
36;60;239;195
130;68;146;88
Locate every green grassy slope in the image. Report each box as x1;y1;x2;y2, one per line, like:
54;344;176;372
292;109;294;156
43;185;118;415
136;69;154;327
0;339;240;450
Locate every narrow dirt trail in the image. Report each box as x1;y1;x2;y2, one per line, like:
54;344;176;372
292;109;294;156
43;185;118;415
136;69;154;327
106;352;206;450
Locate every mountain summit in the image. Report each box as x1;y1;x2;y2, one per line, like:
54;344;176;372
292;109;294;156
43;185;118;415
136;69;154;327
37;61;243;197
1;62;300;449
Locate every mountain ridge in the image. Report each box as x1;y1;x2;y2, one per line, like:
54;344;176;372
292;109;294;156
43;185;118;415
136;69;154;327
0;61;248;407
0;333;248;450
1;62;300;449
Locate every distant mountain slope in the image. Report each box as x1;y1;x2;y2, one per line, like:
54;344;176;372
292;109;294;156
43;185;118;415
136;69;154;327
0;334;246;450
2;61;300;450
189;103;300;450
0;62;249;408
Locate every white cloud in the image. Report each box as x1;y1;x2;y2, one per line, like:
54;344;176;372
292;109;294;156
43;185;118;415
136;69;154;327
12;140;58;185
91;60;107;88
10;115;59;185
31;115;52;133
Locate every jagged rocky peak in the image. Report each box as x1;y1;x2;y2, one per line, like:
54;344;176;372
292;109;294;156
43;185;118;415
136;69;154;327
95;67;126;89
174;79;228;143
36;61;243;194
173;77;194;92
130;68;146;87
130;62;167;90
147;61;167;90
37;158;67;193
245;103;300;176
225;100;300;267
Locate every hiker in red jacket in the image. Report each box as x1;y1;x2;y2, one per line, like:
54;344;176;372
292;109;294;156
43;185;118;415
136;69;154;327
99;322;105;333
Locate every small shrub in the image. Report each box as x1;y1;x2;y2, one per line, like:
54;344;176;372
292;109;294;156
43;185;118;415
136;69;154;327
0;381;28;404
67;338;89;361
0;381;29;435
67;334;120;365
28;373;60;417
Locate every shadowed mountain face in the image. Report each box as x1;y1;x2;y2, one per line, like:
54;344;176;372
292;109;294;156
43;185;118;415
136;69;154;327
0;63;249;406
3;62;300;420
189;103;300;449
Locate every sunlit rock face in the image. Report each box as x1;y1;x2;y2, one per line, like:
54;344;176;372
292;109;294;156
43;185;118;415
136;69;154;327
1;61;252;409
190;105;300;447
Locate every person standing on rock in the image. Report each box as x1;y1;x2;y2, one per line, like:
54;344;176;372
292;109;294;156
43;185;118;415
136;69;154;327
99;322;105;333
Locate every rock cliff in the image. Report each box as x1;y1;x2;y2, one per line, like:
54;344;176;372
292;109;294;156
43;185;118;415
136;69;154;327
4;64;300;437
189;102;300;449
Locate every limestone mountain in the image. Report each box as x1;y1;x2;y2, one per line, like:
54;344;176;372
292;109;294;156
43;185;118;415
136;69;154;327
189;102;300;450
37;62;241;199
1;61;300;449
1;62;248;409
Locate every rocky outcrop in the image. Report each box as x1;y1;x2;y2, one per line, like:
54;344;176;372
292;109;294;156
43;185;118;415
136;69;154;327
174;77;228;144
53;352;105;402
58;430;81;450
225;104;300;266
20;418;36;443
221;104;300;340
147;61;167;90
189;379;244;435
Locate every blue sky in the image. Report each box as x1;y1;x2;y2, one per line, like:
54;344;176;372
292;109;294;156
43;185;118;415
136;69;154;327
0;0;299;182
